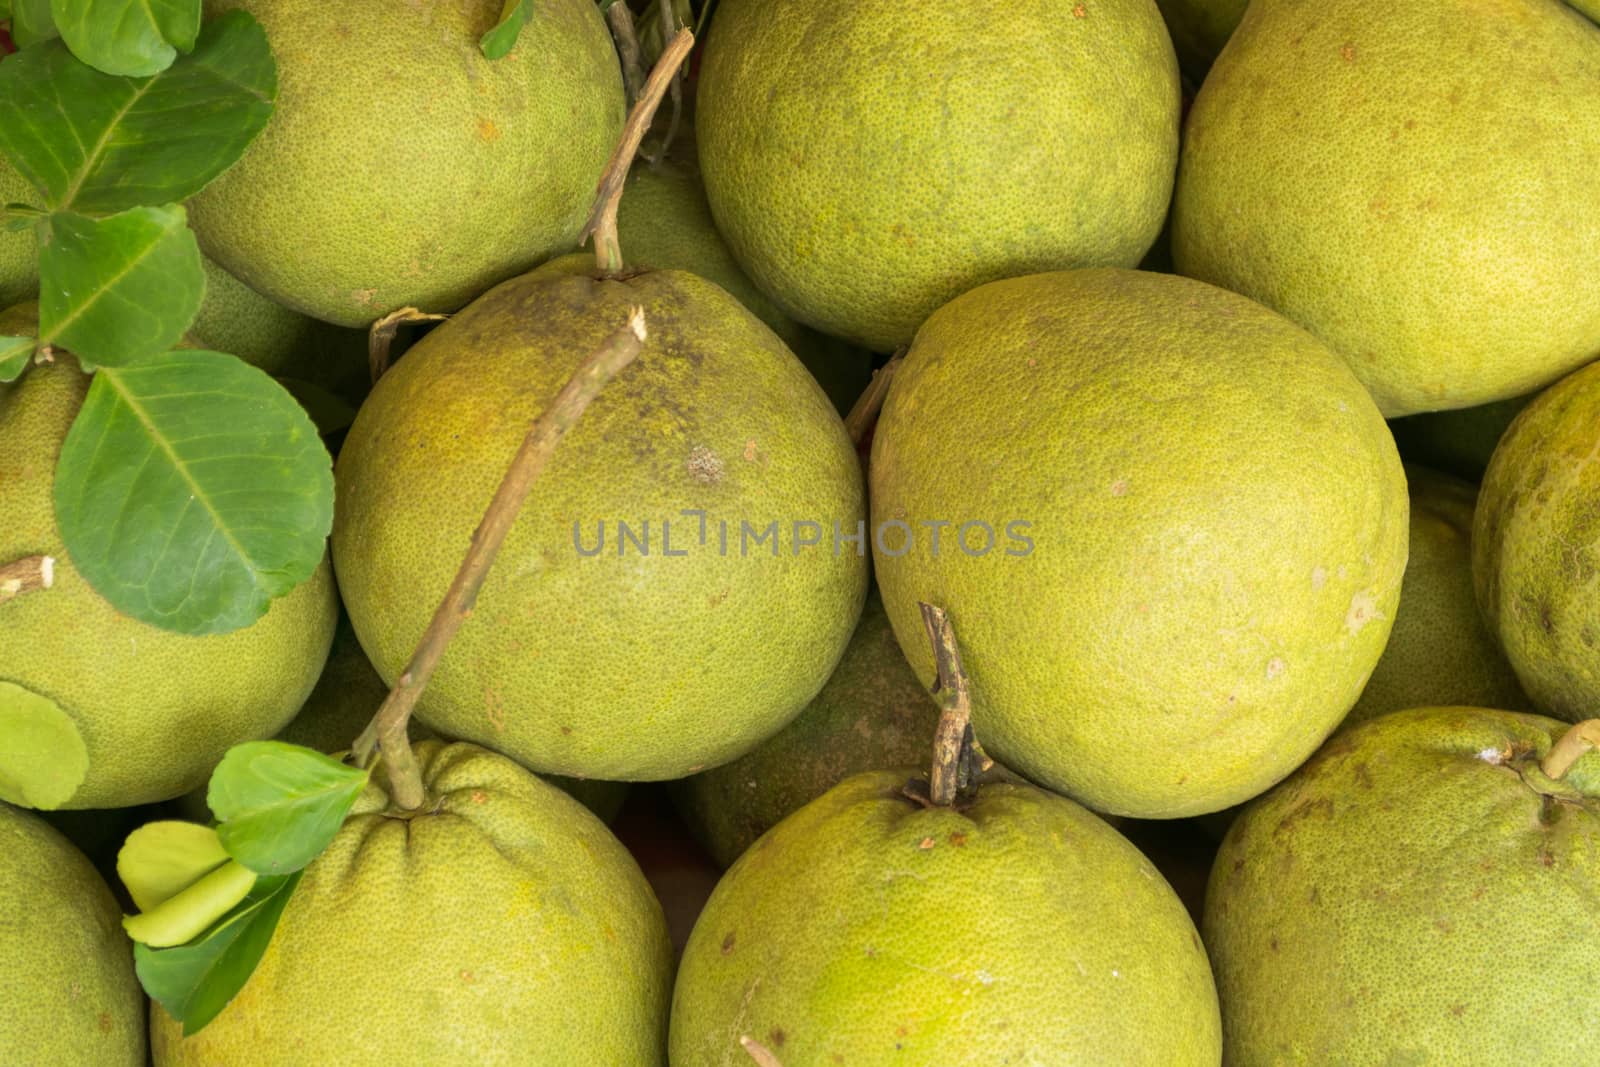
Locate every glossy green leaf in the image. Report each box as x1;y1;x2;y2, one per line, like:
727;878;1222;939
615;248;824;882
134;870;299;1036
37;205;203;367
209;742;367;875
0;13;275;215
0;679;87;809
51;0;200;77
10;0;58;46
117;821;231;913
0;336;33;381
479;0;531;60
53;349;334;635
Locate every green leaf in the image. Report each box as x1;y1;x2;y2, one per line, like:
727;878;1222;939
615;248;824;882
0;2;12;23
117;821;230;913
134;870;300;1037
37;205;204;367
0;13;276;215
123;859;257;948
479;0;531;60
2;203;46;234
208;742;367;875
53;349;334;635
0;336;33;381
0;679;87;810
50;0;200;77
10;0;58;47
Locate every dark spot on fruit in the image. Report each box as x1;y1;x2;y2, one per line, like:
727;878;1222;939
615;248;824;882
896;1025;909;1037
97;1013;111;1033
1269;937;1279;953
1353;763;1373;789
560;725;572;736
721;931;736;955
1308;887;1319;903
1434;918;1453;934
1340;42;1357;62
768;1028;786;1048
1450;1004;1466;1018
1541;605;1554;633
949;832;967;847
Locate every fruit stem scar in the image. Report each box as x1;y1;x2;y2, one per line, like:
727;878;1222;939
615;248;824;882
1540;719;1600;781
843;349;903;446
351;309;649;810
581;28;696;275
740;1034;785;1067
919;602;988;806
0;554;55;601
367;306;448;384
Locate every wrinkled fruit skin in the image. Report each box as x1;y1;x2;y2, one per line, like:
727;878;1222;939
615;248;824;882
673;591;939;867
152;741;673;1066
1207;706;1600;1065
1342;466;1526;727
334;258;867;780
1174;0;1600;416
671;770;1221;1065
871;269;1408;818
0;336;337;809
697;0;1180;351
190;0;624;327
0;804;145;1065
1474;360;1600;722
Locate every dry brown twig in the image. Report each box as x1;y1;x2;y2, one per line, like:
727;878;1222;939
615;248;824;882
0;555;54;602
1541;719;1600;781
368;307;449;384
843;350;904;447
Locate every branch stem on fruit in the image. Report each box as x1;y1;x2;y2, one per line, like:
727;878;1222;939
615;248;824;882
843;351;903;446
0;554;55;602
919;601;984;806
367;307;448;384
1541;719;1600;781
353;309;649;810
582;26;696;274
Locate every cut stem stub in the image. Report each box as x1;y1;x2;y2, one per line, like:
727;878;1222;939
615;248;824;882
0;555;54;602
843;351;902;447
919;602;981;807
1541;719;1600;782
352;309;649;811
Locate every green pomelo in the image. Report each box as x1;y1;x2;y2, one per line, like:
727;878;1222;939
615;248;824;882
1173;0;1600;416
333;257;867;781
1389;392;1535;483
189;0;624;327
670;770;1221;1065
672;591;938;867
0;803;145;1065
1206;706;1600;1064
1155;0;1247;82
696;0;1181;351
0;331;337;809
0;157;38;307
1474;359;1600;723
616;148;872;413
870;269;1408;818
1343;466;1527;727
152;741;673;1065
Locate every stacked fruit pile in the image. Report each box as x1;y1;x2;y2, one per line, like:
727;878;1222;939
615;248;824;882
1;1;1597;1064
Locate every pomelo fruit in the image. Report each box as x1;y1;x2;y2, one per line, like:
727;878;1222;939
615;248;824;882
1155;0;1247;82
0;156;37;307
670;770;1221;1065
1173;0;1600;416
672;590;938;867
151;740;673;1065
870;268;1408;818
0;803;144;1065
0;316;337;808
1206;706;1600;1064
1343;466;1527;727
333;256;867;781
189;0;624;327
1474;359;1600;723
695;0;1181;351
1389;392;1534;483
615;137;871;413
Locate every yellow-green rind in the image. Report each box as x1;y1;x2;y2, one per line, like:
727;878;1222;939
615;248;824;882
697;0;1181;351
1473;360;1600;723
334;260;867;781
670;770;1221;1065
1343;466;1527;727
1206;706;1600;1065
1174;0;1600;416
152;741;673;1066
190;0;625;327
0;803;145;1065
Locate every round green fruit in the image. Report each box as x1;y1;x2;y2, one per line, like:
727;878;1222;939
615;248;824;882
1207;706;1600;1065
0;333;337;809
1155;0;1247;83
189;0;624;327
152;741;672;1065
670;770;1221;1065
333;257;867;780
870;269;1408;818
1474;359;1600;722
1343;466;1526;727
1388;392;1534;483
1174;0;1600;416
673;591;938;867
696;0;1181;351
